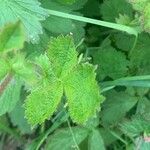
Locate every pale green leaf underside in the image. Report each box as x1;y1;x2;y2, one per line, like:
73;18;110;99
0;0;48;42
9;100;31;134
0;21;25;52
47;35;78;78
0;77;22;116
45;127;88;150
24;81;63;126
88;129;105;150
64;64;104;124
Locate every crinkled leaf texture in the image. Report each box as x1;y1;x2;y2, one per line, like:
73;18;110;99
25;35;104;126
0;21;25;53
47;35;78;78
92;39;129;81
0;0;48;42
64;64;104;124
101;0;133;22
24;80;63;126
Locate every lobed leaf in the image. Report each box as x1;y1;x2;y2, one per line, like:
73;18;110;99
64;63;104;124
47;35;78;78
24;80;63;126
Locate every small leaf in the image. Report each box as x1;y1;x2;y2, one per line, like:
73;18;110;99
45;127;89;150
24;80;63;126
47;35;78;78
34;54;55;81
88;129;105;150
0;21;25;53
64;63;104;124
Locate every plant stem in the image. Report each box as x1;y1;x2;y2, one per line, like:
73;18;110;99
47;9;138;36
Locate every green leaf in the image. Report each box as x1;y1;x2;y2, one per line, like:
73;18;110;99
139;139;150;150
34;54;55;82
128;0;150;33
100;0;133;22
136;97;150;122
130;33;150;75
92;40;129;81
114;33;135;51
47;35;78;78
0;58;10;80
128;0;149;12
101;90;138;125
0;76;22;116
45;127;89;150
0;21;25;53
0;0;48;42
24;80;63;126
9;99;32;134
88;129;105;150
120;116;150;137
64;63;104;124
56;0;77;5
11;53;37;85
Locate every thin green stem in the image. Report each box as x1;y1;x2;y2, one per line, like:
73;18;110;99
129;35;138;57
47;9;138;36
67;118;80;150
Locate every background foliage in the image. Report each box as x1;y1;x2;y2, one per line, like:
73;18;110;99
0;0;150;149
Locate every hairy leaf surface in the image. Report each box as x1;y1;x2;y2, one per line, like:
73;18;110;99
64;64;104;124
24;81;63;126
47;35;78;78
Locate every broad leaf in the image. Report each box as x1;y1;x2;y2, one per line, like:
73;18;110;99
88;129;105;150
101;90;138;125
9;99;31;134
24;80;63;126
45;127;89;150
92;40;129;81
0;22;25;52
64;63;104;124
0;0;48;42
47;35;78;78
